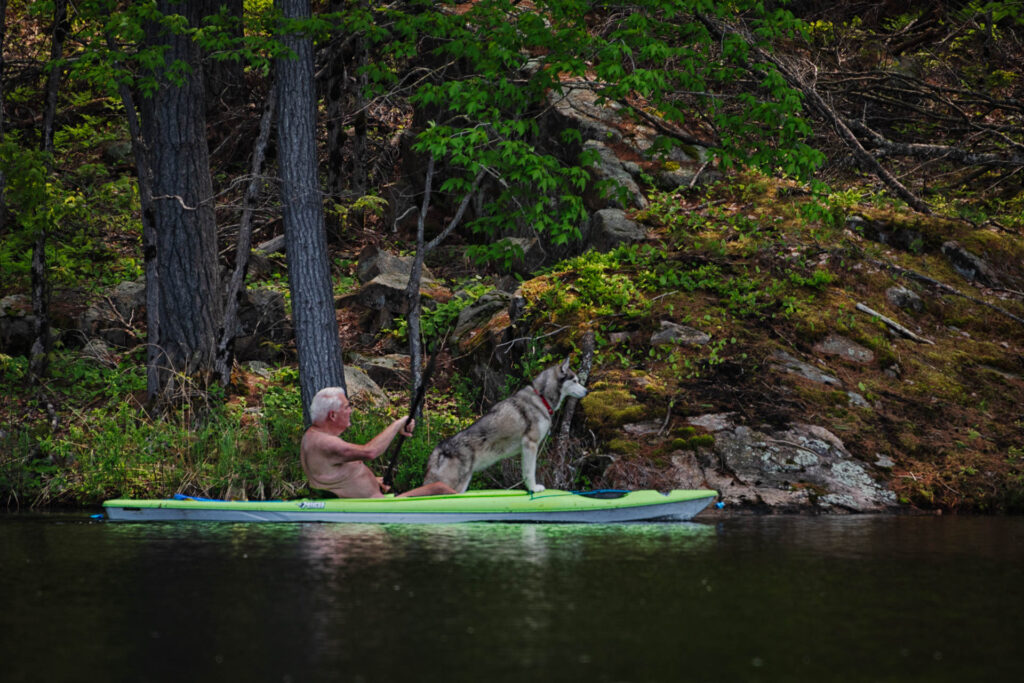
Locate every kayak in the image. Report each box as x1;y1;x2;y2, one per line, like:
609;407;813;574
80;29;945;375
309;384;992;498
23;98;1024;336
102;488;718;524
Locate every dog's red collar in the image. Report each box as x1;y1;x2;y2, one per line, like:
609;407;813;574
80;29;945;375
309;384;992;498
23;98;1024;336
533;388;553;416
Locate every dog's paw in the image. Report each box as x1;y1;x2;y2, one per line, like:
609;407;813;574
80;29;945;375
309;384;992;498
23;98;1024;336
530;484;546;493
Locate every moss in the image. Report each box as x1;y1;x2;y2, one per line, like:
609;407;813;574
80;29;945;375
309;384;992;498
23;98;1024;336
669;434;715;450
606;438;640;455
581;388;647;427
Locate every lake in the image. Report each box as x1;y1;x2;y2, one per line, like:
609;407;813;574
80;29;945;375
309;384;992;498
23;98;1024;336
2;512;1022;682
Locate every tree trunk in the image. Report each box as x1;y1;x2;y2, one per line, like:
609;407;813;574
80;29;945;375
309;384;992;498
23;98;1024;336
106;30;162;398
1;0;9;232
28;231;51;384
323;0;368;237
216;81;277;384
276;0;346;425
41;0;68;158
139;0;224;398
29;0;69;384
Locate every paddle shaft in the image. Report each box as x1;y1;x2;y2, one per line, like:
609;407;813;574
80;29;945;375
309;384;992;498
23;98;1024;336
381;340;442;489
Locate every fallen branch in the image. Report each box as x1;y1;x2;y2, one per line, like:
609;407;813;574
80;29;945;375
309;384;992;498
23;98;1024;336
856;302;934;344
868;257;1024;328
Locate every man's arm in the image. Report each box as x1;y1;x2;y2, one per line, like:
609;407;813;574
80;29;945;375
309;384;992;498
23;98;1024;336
307;418;414;463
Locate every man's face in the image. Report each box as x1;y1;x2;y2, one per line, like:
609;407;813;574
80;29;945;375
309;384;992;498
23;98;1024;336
332;396;353;431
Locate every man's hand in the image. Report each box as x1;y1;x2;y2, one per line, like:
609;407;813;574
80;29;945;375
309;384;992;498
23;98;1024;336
399;417;416;438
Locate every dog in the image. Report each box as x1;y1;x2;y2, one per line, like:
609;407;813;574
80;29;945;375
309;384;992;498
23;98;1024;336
423;358;588;493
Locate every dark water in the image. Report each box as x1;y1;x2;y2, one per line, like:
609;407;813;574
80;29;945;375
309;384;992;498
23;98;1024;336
2;513;1022;683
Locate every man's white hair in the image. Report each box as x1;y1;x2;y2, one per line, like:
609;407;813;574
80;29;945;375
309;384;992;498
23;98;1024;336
309;386;347;425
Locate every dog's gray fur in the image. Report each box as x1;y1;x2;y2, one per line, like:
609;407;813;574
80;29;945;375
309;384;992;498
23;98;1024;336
424;358;588;493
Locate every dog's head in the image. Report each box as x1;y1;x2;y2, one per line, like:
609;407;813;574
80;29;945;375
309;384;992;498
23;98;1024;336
557;357;588;400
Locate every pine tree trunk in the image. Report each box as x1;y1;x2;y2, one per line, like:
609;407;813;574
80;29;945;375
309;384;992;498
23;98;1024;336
1;0;9;233
41;0;68;158
276;0;346;424
216;82;277;384
139;0;224;396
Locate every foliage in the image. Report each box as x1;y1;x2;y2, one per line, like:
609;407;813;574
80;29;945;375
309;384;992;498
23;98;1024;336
388;281;493;347
339;0;826;266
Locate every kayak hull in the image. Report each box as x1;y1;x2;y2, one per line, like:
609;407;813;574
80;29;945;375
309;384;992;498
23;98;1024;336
102;489;717;524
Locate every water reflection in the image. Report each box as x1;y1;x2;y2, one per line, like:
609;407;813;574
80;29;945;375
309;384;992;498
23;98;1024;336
2;514;1022;682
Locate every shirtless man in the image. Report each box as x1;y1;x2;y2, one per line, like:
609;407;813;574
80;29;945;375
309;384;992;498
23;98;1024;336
300;386;456;498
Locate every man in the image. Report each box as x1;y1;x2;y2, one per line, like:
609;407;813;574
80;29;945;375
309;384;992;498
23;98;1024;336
300;386;456;498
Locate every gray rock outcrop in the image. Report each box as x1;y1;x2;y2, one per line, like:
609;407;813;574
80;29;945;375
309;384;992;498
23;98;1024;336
672;413;897;512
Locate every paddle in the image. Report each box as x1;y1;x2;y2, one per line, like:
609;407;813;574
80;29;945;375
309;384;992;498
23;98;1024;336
381;333;447;490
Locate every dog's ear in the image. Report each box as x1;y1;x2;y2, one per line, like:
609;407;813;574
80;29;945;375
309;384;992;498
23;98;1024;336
560;357;571;373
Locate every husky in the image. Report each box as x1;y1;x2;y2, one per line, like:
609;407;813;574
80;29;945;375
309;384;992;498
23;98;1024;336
424;358;588;493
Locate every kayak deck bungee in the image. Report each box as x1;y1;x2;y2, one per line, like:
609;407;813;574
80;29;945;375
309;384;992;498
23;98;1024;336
102;488;717;523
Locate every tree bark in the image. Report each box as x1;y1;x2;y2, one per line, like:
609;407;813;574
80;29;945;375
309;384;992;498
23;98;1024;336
29;0;69;384
41;0;68;158
215;81;278;385
28;231;51;383
1;0;9;233
276;0;346;425
106;31;162;398
139;0;224;397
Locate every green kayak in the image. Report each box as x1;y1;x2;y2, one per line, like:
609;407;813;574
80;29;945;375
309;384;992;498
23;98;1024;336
102;488;717;523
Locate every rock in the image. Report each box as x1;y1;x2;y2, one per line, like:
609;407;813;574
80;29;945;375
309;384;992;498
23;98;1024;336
242;360;273;378
622;421;663;436
650;320;711;347
590;208;647;252
675;413;897;512
0;295;34;355
847;392;871;408
874;454;896;469
547;84;625;144
886;285;924;313
812;334;874;364
846;215;927;253
344;366;389;410
233;288;292;363
356;245;435;284
80;338;115;365
453;290;515;355
79;279;146;348
342;270;452;336
348;353;410;388
101;140;133;167
583;140;648;210
941;240;1001;287
770;350;841;386
504;237;547;274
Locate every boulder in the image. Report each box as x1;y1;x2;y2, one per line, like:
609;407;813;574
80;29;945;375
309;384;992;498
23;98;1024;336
650;320;711;347
674;413;898;512
583;140;648;210
812;334;874;364
770;350;841;386
453;290;515;355
348;353;411;388
233;288;292;363
356;245;436;284
886;285;924;313
590;208;647;252
941;240;1001;287
344;366;389;410
79;279;146;348
0;295;35;355
546;84;625;144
